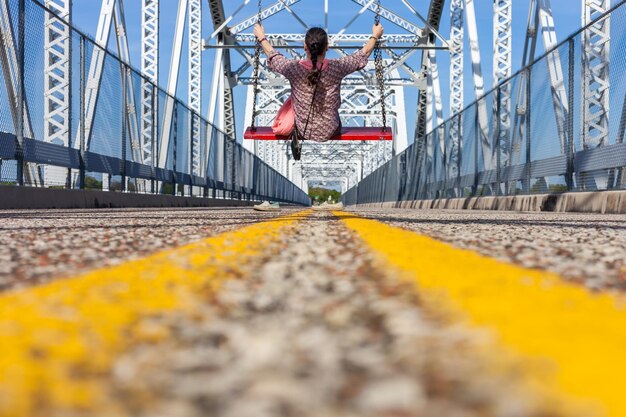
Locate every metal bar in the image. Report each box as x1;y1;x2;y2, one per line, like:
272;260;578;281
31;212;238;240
399;0;449;47
172;101;178;196
495;86;501;196
15;0;24;186
457;112;462;196
79;35;86;189
348;0;422;36
121;65;127;192
333;0;374;39
615;92;626;188
525;66;532;193
151;83;156;193
158;0;187;171
80;0;115;152
465;0;492;171
566;38;575;190
324;0;328;32
204;44;447;50
233;33;421;43
229;0;303;34
209;0;249;39
473;108;478;195
65;1;73;189
278;0;308;29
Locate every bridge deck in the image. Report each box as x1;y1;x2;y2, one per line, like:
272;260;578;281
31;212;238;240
1;208;625;416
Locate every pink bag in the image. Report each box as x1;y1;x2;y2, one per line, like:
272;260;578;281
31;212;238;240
272;96;295;136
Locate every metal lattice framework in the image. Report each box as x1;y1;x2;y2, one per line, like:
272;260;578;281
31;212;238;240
493;0;511;168
448;0;463;182
140;0;158;169
227;0;426;187
43;0;71;186
188;0;202;176
14;0;617;197
581;0;610;151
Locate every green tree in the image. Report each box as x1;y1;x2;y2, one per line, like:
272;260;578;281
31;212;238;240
308;187;341;204
84;176;102;190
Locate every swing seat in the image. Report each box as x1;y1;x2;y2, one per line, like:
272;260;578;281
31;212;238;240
244;126;392;141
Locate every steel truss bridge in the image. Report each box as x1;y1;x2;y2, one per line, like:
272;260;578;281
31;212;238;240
0;0;624;202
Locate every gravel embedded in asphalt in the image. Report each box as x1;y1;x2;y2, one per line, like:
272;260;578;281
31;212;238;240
349;208;626;292
0;207;293;291
102;212;574;417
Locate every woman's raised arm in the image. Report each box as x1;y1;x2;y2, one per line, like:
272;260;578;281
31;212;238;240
254;23;275;56
361;23;384;57
254;23;299;78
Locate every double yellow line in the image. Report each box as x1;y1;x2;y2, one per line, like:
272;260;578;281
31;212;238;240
1;209;625;416
0;211;307;417
337;211;626;417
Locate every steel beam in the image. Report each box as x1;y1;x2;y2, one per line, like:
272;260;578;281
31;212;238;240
141;0;158;168
44;0;72;186
581;0;610;150
158;0;187;170
580;0;610;189
113;0;141;164
229;0;303;35
465;0;492;170
189;0;201;177
233;33;422;44
493;0;512;169
207;0;236;138
348;0;422;36
449;0;463;180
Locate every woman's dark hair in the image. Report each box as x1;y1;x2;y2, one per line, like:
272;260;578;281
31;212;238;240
305;27;328;86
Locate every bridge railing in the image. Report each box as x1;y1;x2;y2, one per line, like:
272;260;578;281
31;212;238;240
344;1;626;207
0;0;310;206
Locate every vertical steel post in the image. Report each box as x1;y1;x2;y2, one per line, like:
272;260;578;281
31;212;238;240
473;109;478;196
430;134;435;199
15;0;25;186
566;38;575;190
65;2;73;189
525;66;532;193
457;112;462;196
172;101;177;196
495;86;501;196
79;35;86;189
189;112;194;197
151;84;156;194
121;65;127;193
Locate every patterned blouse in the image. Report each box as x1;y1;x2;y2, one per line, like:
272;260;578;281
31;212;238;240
267;50;369;142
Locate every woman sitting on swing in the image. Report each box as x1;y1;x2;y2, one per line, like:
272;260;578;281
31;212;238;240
253;22;384;160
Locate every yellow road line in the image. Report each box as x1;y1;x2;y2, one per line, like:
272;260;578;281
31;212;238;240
0;211;308;417
337;211;626;417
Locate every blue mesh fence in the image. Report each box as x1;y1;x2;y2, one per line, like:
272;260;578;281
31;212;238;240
344;0;626;206
0;0;309;205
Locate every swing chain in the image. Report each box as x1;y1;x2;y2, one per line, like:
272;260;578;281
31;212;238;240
373;0;387;131
250;0;263;130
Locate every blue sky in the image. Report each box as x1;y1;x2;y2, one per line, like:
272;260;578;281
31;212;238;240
70;0;617;144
